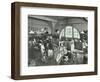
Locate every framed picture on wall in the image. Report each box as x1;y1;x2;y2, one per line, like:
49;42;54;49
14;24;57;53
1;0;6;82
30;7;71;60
11;2;98;80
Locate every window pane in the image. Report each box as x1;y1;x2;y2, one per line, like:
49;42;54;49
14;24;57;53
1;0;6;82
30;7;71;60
73;28;80;38
60;26;80;39
65;26;72;38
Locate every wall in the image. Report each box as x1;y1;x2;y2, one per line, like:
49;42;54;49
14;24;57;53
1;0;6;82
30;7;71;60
55;18;87;33
29;16;87;34
28;17;51;33
67;18;87;32
0;0;100;82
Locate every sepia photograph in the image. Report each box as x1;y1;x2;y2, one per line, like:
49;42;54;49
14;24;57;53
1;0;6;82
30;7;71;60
28;15;88;66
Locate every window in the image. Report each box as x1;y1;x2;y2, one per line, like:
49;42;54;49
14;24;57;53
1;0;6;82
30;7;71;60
60;26;80;39
65;26;72;38
73;28;80;38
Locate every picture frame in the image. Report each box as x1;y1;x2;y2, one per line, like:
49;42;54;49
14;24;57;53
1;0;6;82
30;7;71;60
11;2;98;80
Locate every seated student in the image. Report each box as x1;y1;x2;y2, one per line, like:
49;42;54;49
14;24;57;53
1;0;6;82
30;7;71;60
83;54;88;64
39;42;47;62
82;40;88;53
60;51;74;65
59;55;69;65
67;51;73;60
47;39;54;58
43;27;49;34
70;39;75;52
